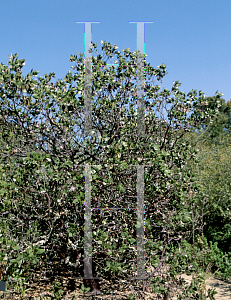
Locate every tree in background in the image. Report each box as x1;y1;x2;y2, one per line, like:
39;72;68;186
182;96;231;254
198;96;231;145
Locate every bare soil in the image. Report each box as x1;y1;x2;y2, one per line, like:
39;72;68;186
1;262;231;299
178;273;231;300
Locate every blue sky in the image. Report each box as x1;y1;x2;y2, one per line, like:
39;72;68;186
1;0;231;104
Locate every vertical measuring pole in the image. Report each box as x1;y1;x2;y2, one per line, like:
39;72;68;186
129;21;153;279
75;21;100;287
75;22;100;137
136;164;145;279
84;164;93;283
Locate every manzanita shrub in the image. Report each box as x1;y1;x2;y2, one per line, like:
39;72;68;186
0;42;223;297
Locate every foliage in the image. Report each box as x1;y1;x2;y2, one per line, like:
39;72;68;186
0;43;223;296
198;96;231;144
171;236;231;281
182;116;231;254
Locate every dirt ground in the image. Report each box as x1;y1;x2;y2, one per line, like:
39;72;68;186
178;273;231;300
1;263;231;299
